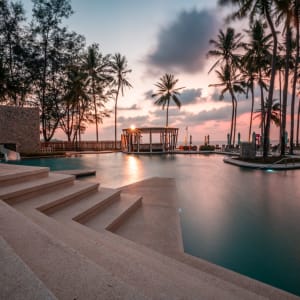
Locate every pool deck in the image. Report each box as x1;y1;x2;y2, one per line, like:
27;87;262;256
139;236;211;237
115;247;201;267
0;163;299;299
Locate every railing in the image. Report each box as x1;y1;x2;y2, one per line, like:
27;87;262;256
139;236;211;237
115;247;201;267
41;141;121;152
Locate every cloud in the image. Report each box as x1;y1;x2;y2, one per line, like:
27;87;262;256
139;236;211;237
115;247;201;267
146;9;219;73
144;90;153;100
118;104;140;110
180;88;204;105
182;100;252;126
116;115;149;130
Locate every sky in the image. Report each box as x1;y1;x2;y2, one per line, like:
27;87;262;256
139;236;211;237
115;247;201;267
22;0;286;143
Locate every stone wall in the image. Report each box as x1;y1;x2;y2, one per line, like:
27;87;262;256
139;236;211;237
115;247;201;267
0;106;40;153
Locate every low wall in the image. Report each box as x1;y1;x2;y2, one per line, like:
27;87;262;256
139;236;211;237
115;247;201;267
0;106;40;153
41;141;121;151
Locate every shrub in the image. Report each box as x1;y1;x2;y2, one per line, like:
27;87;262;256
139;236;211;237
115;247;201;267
199;145;215;151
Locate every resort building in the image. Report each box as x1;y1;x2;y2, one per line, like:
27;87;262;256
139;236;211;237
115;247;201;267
121;127;179;153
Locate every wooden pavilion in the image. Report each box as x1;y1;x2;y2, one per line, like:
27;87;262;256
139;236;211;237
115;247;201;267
121;127;179;153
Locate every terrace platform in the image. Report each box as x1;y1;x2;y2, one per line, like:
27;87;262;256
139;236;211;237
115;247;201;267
0;163;298;299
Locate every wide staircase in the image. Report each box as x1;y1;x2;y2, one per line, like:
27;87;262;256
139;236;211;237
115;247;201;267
0;164;298;299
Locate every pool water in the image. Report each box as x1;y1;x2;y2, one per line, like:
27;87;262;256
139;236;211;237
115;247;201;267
4;153;300;296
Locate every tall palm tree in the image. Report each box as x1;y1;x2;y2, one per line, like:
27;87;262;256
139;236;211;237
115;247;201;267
84;44;112;142
241;61;256;142
219;0;278;158
111;53;132;149
296;88;300;146
242;20;272;142
208;27;243;145
61;63;89;143
209;64;245;146
152;73;184;128
288;0;300;153
275;0;294;155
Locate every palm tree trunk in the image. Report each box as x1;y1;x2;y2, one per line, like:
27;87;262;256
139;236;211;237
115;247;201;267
233;98;237;146
263;11;278;159
281;25;291;156
166;98;170;128
279;70;282;146
297;98;300;146
92;80;99;143
259;71;265;140
230;95;235;146
289;4;299;154
248;85;254;142
114;85;121;150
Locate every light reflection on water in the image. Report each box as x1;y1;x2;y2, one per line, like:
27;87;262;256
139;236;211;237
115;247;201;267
5;153;300;296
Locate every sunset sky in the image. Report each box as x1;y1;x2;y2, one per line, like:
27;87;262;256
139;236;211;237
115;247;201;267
22;0;285;143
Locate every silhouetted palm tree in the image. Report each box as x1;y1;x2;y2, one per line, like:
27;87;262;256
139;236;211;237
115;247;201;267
219;0;278;158
242;20;272;141
275;0;295;155
208;27;242;73
62;63;89;143
84;44;112;142
208;27;244;145
254;99;281;129
209;64;245;146
152;73;184;128
111;53;132;149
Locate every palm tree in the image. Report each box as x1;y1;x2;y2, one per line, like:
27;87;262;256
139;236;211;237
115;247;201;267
242;20;272;142
275;0;295;155
152;73;184;128
208;27;243;73
254;99;281;129
110;53;132;150
84;44;112;142
207;27;243;145
288;0;300;153
61;63;89;143
219;0;278;158
209;64;245;146
240;61;255;142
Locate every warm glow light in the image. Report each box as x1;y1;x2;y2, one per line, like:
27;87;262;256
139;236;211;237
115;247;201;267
130;124;136;130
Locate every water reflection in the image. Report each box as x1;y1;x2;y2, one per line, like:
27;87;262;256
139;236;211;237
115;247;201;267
125;155;143;185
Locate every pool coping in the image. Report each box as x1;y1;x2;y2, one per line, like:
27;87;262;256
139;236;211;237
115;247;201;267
224;156;300;170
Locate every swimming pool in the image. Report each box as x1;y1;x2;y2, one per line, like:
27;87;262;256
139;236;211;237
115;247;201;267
4;153;300;296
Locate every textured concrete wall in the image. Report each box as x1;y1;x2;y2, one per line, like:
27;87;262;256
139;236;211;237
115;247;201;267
0;106;40;153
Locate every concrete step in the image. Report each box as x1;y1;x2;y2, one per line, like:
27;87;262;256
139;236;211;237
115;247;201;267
83;193;142;231
0;164;49;187
20;208;265;300
12;180;99;214
0;173;74;204
0;201;149;300
48;187;121;222
0;236;57;300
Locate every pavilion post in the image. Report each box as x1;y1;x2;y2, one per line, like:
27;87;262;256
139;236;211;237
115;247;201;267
150;129;152;152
